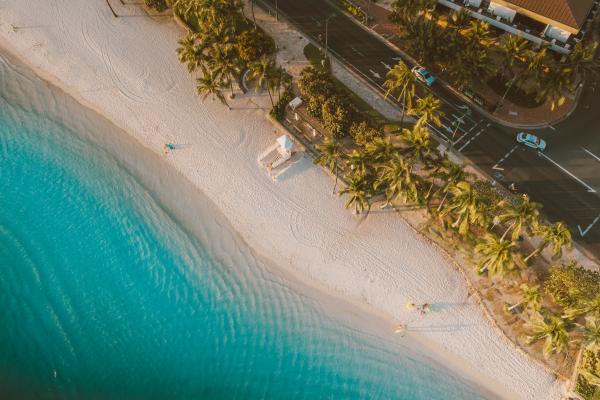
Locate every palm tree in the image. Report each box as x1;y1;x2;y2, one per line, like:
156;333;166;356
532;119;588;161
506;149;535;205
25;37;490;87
564;294;600;319
579;368;600;387
536;65;574;111
495;194;540;242
581;316;600;352
345;150;371;178
447;45;491;90
176;33;205;73
525;222;572;262
463;20;492;46
475;234;519;277
410;95;443;127
383;61;417;126
401;125;435;167
365;136;398;163
196;68;229;109
440;181;486;235
448;9;471;32
248;55;276;107
374;154;421;206
209;42;241;99
524;310;572;358
567;42;600;83
507;283;541;313
494;34;530;111
314;138;342;194
429;158;467;210
339;174;372;215
523;45;551;85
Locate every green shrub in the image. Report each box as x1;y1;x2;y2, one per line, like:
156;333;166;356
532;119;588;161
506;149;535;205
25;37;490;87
236;29;275;63
269;88;294;121
350;121;380;146
145;0;168;12
577;350;600;400
321;97;350;138
545;262;600;309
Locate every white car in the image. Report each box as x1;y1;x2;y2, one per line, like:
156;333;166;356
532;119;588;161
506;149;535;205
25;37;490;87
516;132;546;151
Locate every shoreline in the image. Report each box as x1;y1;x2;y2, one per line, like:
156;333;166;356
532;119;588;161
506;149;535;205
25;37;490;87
0;40;503;400
0;1;564;398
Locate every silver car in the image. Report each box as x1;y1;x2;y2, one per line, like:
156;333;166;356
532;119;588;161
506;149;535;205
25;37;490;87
517;132;546;151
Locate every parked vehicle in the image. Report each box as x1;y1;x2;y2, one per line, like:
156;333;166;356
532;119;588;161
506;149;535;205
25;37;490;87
411;66;435;86
516;132;546;151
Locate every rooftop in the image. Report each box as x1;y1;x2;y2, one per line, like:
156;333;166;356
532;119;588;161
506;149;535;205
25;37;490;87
503;0;595;30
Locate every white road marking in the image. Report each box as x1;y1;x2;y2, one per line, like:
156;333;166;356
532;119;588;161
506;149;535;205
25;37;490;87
457;124;490;152
380;61;392;70
369;69;381;79
578;214;600;237
453;122;480;145
350;46;365;57
582;147;600;162
538;151;597;193
491;145;518;171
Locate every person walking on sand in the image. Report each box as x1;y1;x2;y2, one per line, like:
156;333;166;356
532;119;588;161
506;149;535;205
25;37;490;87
163;143;175;155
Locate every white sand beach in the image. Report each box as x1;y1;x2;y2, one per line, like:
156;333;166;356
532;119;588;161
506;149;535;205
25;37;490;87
0;1;566;398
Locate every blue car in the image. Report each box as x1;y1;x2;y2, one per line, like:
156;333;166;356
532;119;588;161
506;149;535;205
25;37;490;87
516;132;546;151
411;66;435;86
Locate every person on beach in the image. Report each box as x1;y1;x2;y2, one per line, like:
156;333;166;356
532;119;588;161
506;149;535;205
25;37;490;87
163;143;174;155
394;324;406;337
419;303;431;315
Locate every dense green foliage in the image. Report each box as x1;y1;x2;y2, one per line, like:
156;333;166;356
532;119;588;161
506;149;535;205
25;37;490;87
545;262;600;309
236;29;275;63
389;0;600;109
298;67;361;139
578;350;600;399
174;0;282;108
269;87;294;120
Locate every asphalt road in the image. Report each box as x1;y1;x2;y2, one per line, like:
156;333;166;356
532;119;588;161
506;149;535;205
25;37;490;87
258;0;600;259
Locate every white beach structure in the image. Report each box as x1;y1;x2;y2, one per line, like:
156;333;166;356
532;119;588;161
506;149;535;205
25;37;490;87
257;134;300;180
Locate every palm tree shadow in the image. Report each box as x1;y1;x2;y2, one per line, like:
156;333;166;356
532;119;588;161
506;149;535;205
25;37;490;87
170;144;192;150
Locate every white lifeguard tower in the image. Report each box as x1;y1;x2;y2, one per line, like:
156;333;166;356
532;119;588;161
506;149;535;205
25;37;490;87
258;134;300;180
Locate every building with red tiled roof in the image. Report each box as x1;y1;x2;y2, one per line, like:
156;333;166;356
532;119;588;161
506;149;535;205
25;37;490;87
438;0;598;53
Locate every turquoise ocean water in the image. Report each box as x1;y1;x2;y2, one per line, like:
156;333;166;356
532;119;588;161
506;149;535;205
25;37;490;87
0;54;486;399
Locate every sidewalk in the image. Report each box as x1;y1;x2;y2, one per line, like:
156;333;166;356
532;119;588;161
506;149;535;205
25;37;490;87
249;1;404;122
348;0;578;128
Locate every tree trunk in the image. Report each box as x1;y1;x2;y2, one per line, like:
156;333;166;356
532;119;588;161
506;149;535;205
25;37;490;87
501;221;516;241
267;87;274;108
333;162;339;194
400;90;406;128
251;0;256;29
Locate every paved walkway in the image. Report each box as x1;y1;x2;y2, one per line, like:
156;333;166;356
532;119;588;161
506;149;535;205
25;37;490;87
250;1;405;121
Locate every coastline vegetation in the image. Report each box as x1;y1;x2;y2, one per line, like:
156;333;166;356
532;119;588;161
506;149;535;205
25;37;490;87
306;53;600;390
144;0;600;395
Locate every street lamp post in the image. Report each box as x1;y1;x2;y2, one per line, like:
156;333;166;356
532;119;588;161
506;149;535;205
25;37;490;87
324;13;336;62
275;0;278;21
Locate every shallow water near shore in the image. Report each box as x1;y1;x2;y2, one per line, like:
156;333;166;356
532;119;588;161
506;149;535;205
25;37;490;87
0;53;487;399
